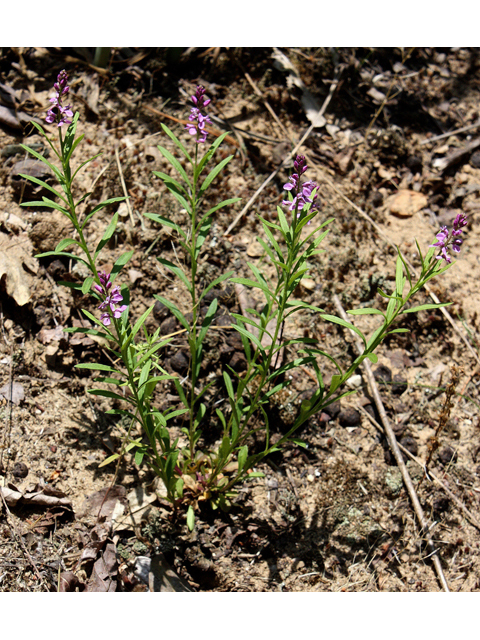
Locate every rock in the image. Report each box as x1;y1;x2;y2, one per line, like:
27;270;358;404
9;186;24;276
170;350;189;374
229;351;247;372
12;462;29;478
438;446;457;465
386;189;428;217
373;364;392;386
159;316;178;336
246;241;264;258
470;151;480;168
44;343;59;367
399;435;418;458
338;407;361;427
392;374;408;395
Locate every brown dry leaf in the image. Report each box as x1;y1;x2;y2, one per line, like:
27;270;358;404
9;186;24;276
111;485;157;532
78;485;126;521
37;325;65;345
85;543;117;592
0;232;33;306
0;381;24;404
80;75;100;115
134;554;194;592
0;483;72;508
386;189;428;217
272;48;326;128
0;104;21;129
58;571;83;592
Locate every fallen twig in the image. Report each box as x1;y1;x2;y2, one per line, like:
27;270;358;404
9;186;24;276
332;294;450;592
223;66;341;236
357;405;480;534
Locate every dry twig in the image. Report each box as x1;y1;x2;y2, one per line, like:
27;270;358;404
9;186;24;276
223;66;341;236
332;294;450;592
357;405;480;533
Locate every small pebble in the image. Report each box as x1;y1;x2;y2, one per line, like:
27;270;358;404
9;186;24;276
12;462;29;478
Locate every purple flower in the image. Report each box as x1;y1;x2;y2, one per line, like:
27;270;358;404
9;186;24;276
45;70;74;128
429;214;467;263
282;156;320;221
185;85;212;144
94;272;127;326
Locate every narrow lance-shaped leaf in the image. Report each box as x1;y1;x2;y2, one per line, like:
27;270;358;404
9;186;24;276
94;212;119;259
320;314;367;348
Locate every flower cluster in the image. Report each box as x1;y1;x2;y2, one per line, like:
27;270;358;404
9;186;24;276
46;70;74;128
430;213;468;263
185;85;212;144
94;272;127;326
282;155;319;217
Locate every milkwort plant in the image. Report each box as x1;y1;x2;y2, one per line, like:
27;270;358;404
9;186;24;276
21;72;468;530
19;70;188;503
146;86;468;523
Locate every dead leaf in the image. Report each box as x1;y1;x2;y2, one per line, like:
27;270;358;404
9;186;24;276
386;189;428;217
37;325;65;345
0;105;21;129
58;571;83;592
272;48;326;128
85;543;117;592
0;483;72;508
78;485;126;521
0;381;24;404
134;554;194;592
0;232;32;306
111;485;157;532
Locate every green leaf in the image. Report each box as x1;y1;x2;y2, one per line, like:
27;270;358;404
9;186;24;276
223;371;235;402
35;251;89;267
94;212;119;259
76;362;123;374
154;295;189;330
329;374;343;394
111;250;134;280
55;238;81;252
321;313;367;348
195;132;231;179
386;328;410;335
81;276;94;295
157;257;192;293
19;144;63;181
98;453;120;468
64;132;85;165
365;353;378;364
198;298;218;344
198;156;233;198
88;389;135;404
233;324;266;355
204;197;241;218
231;277;276;303
129;305;155;343
347;307;386;317
199;271;234;303
22;196;71;217
160;123;193;164
18;173;67;202
72;153;103;181
403;302;452;313
81;197;126;229
276;205;290;238
237;445;248;474
186;505;195;531
143;211;187;239
157;144;192;190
